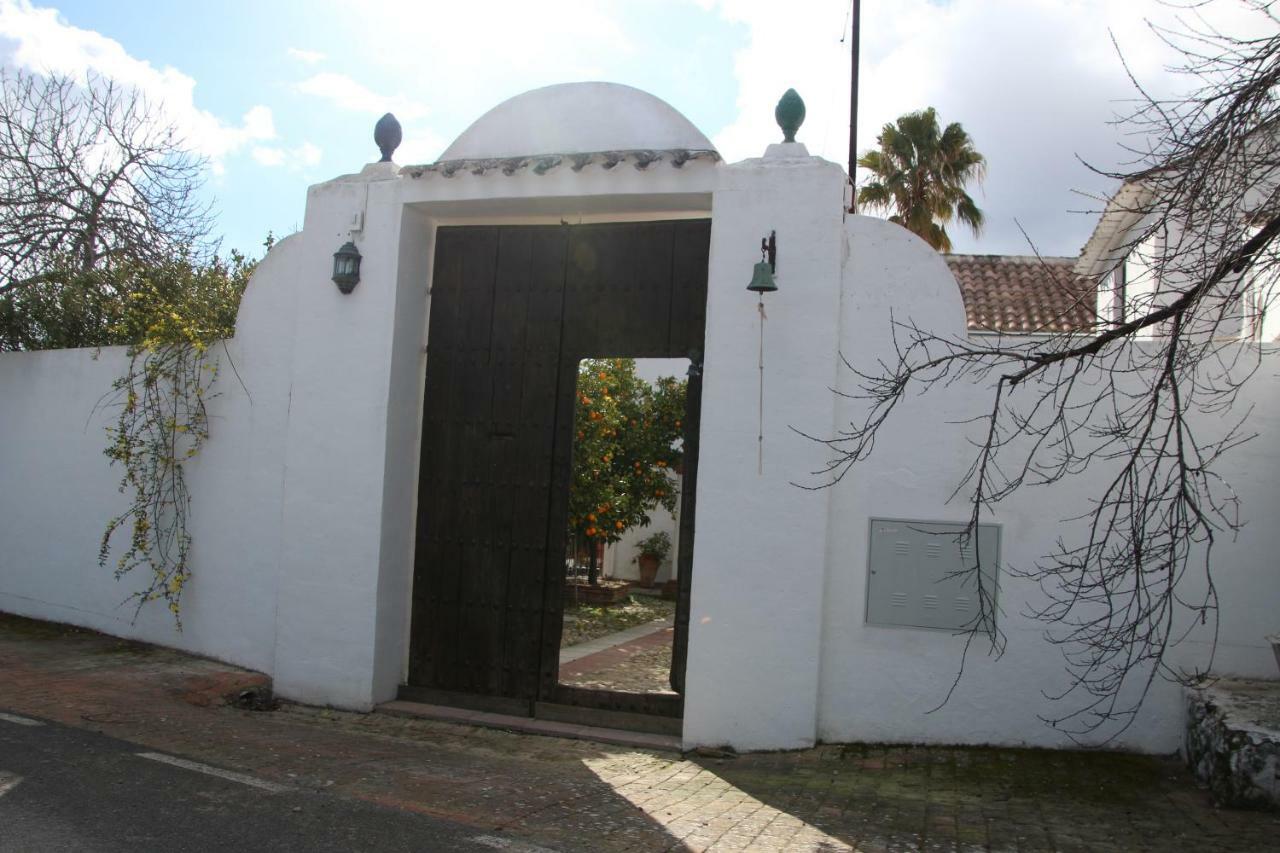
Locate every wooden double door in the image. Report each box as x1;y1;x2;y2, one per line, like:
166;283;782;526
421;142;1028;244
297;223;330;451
406;220;709;719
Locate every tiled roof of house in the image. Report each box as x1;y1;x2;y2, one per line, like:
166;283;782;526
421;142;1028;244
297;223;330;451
945;254;1098;333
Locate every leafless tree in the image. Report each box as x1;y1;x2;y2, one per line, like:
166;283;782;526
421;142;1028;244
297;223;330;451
810;1;1280;741
0;69;211;301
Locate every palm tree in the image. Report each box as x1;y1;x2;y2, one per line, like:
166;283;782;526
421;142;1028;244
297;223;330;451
857;108;986;252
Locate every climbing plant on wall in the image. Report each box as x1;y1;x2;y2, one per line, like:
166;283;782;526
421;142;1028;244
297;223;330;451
567;358;686;585
0;67;267;625
97;248;261;624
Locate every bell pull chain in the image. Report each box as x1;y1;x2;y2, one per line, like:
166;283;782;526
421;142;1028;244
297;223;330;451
757;293;766;476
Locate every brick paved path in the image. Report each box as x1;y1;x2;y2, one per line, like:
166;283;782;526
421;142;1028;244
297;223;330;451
1;613;1277;852
560;625;676;694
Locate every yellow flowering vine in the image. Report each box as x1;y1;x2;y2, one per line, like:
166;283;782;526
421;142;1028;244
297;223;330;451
97;246;262;625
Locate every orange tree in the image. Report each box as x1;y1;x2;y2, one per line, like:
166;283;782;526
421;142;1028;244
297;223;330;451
567;358;686;585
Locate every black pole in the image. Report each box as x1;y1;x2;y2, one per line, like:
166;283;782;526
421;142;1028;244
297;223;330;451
848;0;861;213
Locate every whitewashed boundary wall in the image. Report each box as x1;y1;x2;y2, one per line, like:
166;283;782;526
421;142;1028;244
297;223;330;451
1;82;1276;752
0;233;306;673
680;157;1280;752
817;216;1280;753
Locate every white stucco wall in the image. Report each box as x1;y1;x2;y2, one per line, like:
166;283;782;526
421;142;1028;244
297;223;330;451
0;346;269;661
681;202;1280;754
814;217;1280;752
2;83;1275;755
604;498;680;584
0;146;719;716
0;234;305;673
682;147;848;751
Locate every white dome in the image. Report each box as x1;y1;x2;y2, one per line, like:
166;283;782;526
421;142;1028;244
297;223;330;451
439;82;715;161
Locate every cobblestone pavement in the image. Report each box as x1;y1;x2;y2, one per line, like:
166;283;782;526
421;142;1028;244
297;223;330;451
560;626;676;694
1;613;1277;852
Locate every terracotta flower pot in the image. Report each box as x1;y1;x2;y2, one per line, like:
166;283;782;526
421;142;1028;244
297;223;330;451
637;554;661;588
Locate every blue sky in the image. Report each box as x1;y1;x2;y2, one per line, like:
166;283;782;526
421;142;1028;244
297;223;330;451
1;0;1272;259
6;0;746;256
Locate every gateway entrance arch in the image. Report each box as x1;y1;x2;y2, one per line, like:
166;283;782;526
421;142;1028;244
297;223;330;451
193;80;883;751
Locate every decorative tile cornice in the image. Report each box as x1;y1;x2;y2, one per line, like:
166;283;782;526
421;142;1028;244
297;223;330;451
402;148;720;179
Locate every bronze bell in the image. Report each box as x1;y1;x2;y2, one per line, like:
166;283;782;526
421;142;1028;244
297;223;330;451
747;260;777;293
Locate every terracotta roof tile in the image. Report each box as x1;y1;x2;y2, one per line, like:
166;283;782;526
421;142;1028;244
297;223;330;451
945;254;1098;334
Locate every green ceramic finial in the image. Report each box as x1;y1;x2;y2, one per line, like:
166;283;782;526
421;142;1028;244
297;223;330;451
775;89;805;143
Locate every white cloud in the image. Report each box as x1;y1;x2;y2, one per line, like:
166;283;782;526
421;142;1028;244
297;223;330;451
394;126;448;166
295;71;428;121
701;0;1276;255
336;0;635;115
286;47;325;65
284;1;647;165
251;146;285;167
0;0;275;170
294;141;322;167
252;140;323;170
358;1;633;72
240;104;275;141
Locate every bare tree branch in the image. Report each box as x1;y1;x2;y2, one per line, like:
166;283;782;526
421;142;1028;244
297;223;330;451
807;0;1280;742
0;69;213;348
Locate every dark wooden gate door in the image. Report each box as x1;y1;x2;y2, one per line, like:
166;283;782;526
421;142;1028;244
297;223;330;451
407;220;709;715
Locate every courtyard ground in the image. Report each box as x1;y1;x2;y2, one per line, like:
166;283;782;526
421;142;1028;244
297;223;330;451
0;612;1276;852
561;594;676;647
560;623;676;694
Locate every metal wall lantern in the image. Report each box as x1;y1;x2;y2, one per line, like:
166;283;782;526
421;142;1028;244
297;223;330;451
332;241;362;294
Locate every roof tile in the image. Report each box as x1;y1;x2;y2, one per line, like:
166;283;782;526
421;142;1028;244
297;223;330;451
945;255;1098;334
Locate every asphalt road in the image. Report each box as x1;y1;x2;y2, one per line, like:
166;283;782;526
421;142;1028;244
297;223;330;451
0;709;545;853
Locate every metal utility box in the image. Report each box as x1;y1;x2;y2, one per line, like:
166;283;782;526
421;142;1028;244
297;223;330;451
865;518;1000;631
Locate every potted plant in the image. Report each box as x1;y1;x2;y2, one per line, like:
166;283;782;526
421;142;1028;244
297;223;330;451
634;531;671;588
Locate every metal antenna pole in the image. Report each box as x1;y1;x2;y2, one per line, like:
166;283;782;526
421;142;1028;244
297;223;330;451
848;0;861;213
